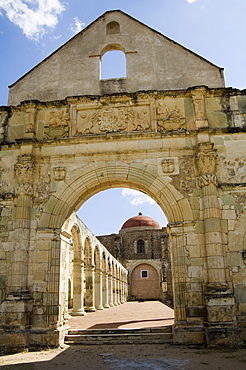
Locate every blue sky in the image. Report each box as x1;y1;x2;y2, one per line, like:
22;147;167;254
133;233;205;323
1;0;245;235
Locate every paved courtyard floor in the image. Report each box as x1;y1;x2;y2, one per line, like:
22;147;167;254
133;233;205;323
68;300;174;329
1;301;246;369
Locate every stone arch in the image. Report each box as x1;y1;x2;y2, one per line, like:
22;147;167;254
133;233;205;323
37;162;194;332
101;43;126;56
84;237;92;266
39;162;193;230
128;260;162;279
71;224;82;260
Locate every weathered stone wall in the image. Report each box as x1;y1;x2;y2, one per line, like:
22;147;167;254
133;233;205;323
1;87;246;350
8;10;224;106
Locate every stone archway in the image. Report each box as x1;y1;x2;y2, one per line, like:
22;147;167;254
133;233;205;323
2;9;246;352
35;163;196;344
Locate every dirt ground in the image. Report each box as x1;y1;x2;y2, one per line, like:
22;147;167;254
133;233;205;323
1;343;246;369
1;302;246;369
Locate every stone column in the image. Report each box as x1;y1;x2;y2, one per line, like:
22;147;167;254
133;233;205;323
169;221;206;345
102;271;110;308
11;155;35;295
117;276;121;305
196;143;227;287
0;155;35;348
108;273;114;307
196;143;237;346
113;275;118;306
120;275;124;304
94;268;104;310
71;258;86;316
30;228;69;348
84;265;96;311
169;227;189;325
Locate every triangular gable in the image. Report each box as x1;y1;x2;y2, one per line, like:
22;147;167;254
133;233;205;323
8;10;225;106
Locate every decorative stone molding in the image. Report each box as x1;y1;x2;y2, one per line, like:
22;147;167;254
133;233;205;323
196;147;218;187
190;87;208;129
158;157;179;176
196;150;217;174
198;173;218;188
161;159;175;174
15;183;34;196
14;155;35;185
53;167;66;181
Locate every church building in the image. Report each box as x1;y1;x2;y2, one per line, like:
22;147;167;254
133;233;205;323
98;213;173;304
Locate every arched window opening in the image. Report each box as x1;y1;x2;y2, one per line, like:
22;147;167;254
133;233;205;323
106;21;120;35
101;50;126;80
137;239;145;254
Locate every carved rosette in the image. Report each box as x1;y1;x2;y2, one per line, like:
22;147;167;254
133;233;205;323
14;155;35;196
196;149;218;187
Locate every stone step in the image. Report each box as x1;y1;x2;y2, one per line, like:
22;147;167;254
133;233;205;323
67;326;172;336
65;326;173;345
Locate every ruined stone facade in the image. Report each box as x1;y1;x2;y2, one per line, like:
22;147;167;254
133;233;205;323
0;10;246;351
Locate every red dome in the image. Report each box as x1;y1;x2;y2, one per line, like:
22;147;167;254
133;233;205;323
121;212;161;230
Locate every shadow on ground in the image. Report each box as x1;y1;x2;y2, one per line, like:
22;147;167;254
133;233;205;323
88;317;174;329
1;344;246;370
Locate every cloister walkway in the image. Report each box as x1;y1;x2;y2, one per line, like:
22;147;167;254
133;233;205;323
68;301;174;330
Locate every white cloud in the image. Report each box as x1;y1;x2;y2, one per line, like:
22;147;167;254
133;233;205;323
0;0;65;40
50;34;62;40
187;0;197;3
70;16;85;34
121;188;156;206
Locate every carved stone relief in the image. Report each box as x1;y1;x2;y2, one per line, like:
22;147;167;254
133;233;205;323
53;167;66;181
196;150;217;175
157;103;185;131
191;88;208;128
128;107;150;131
75;105;150;134
14;155;35;196
198;173;218;188
44;108;70;139
196;146;218;187
158;157;179;176
98;107;127;132
161;159;175;174
14;155;35;184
